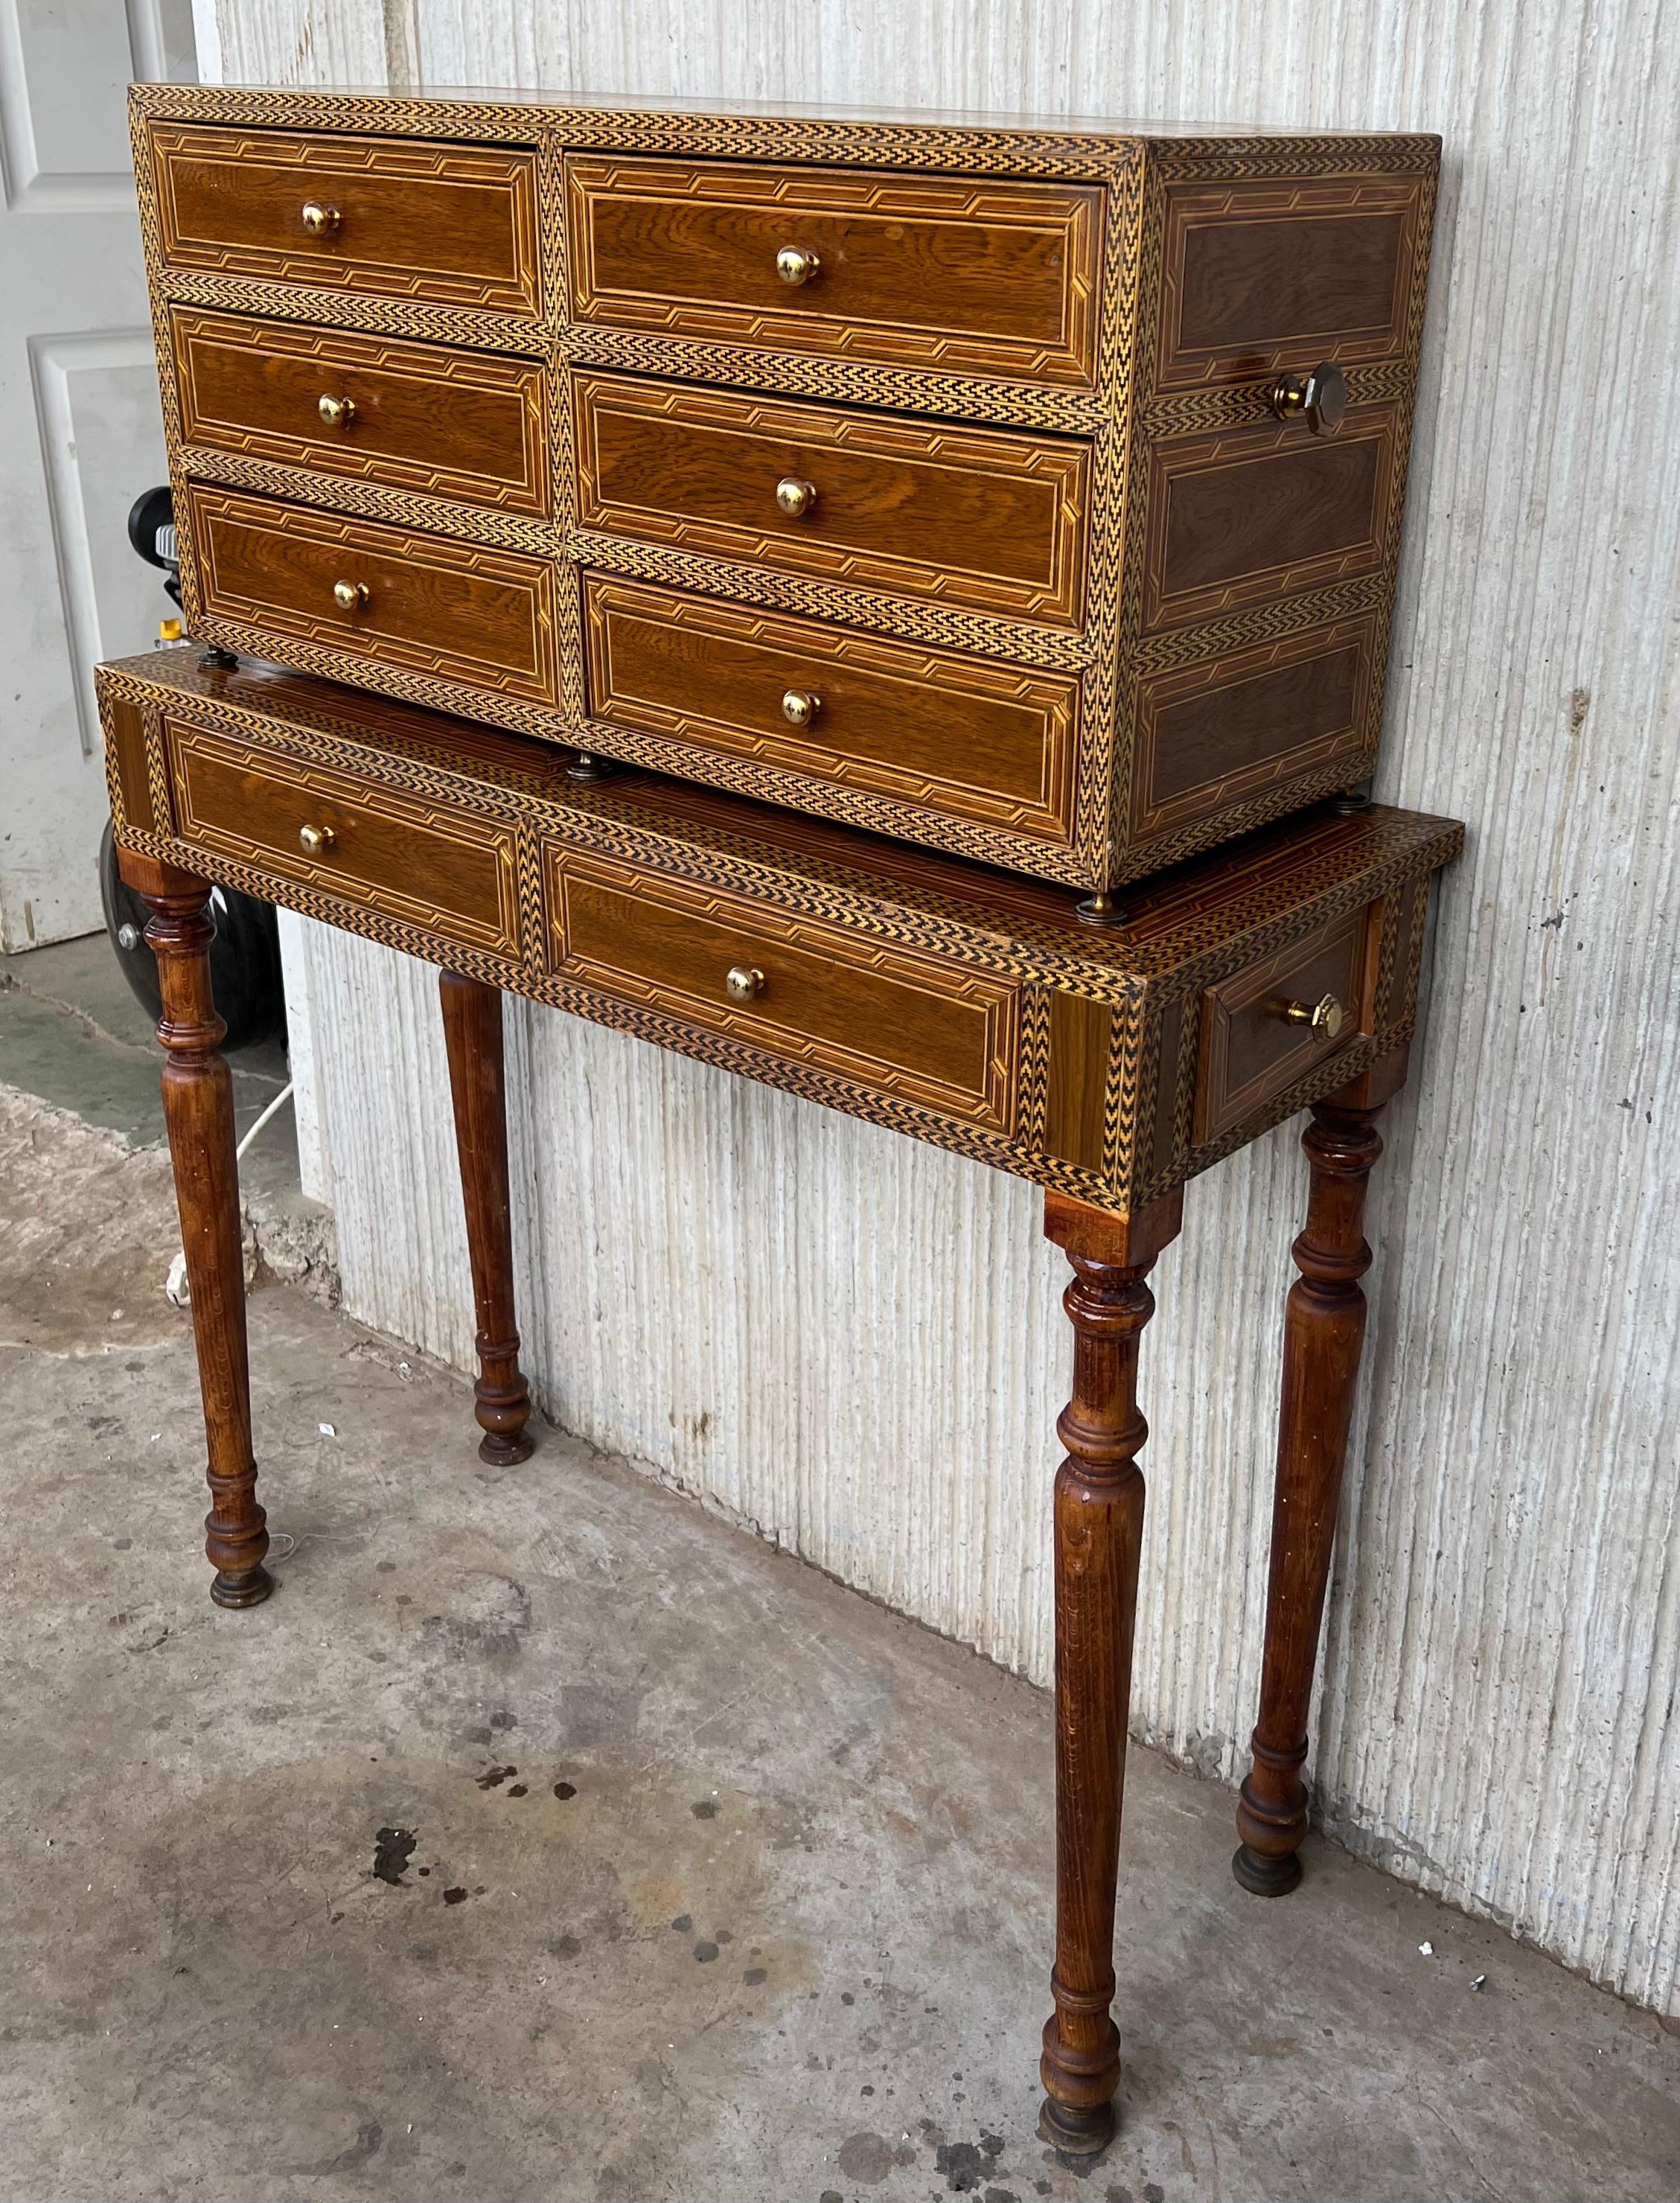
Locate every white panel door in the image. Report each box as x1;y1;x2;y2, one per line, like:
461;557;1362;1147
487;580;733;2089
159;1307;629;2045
0;0;197;950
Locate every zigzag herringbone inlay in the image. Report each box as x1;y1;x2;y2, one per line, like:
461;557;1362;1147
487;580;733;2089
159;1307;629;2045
130;86;1439;893
100;649;1461;1218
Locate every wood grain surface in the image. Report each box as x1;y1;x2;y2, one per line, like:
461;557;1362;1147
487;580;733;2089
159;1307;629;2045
185;482;559;704
566;153;1103;385
171;307;549;514
150;121;542;316
584;574;1080;841
572;370;1091;628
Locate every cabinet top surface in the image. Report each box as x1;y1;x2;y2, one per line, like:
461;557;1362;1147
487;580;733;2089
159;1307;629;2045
130;81;1440;160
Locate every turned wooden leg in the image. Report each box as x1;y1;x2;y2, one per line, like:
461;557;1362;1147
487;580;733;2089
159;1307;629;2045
1233;1047;1408;1895
1038;1186;1184;2157
122;850;272;1610
438;971;535;1467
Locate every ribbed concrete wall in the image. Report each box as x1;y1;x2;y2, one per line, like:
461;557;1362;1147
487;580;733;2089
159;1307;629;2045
208;0;1680;2011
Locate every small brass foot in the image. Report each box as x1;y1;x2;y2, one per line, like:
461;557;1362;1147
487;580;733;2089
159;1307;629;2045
565;750;616;782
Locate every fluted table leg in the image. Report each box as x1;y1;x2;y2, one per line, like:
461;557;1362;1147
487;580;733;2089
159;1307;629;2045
121;849;272;1610
439;971;535;1467
1234;1047;1408;1895
1038;1187;1183;2157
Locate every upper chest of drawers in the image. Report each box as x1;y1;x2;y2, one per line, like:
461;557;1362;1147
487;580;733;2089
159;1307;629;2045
135;87;1438;898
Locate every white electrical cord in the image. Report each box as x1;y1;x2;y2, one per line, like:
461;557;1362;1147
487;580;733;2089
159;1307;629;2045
164;1080;294;1307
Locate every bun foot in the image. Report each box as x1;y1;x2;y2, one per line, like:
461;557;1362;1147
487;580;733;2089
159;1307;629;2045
210;1563;275;1610
478;1426;535;1467
1232;1840;1303;1896
1038;2094;1116;2158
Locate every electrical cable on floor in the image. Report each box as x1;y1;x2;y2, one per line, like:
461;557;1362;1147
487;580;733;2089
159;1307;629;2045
164;1080;293;1307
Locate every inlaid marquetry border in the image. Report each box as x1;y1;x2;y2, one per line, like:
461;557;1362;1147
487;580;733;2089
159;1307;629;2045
128;87;1438;897
99;651;1460;1216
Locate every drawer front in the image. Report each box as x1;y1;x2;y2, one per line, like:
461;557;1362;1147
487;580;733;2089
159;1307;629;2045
1143;404;1399;632
566;155;1102;388
170;309;549;514
149;124;541;319
547;848;1020;1133
573;372;1090;629
165;720;520;958
185;483;559;704
584;576;1079;844
1195;906;1373;1143
1154;175;1431;392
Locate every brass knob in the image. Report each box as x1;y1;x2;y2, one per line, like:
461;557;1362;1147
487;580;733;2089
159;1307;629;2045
775;243;820;287
781;688;820;728
775;476;817;519
317;393;356;428
331;578;368;612
298;822;335;858
1280;992;1346;1039
1270;361;1349;436
724;964;765;1004
300;200;341;237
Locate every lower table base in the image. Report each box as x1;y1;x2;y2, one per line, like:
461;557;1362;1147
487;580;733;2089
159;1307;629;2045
124;845;1408;2155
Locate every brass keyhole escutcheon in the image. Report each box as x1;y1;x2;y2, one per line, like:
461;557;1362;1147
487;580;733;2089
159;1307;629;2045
300;200;341;237
775;476;817;519
1270;361;1349;436
317;393;356;428
298;822;336;858
1280;992;1346;1040
331;578;369;612
781;689;820;728
725;964;765;1004
775;243;820;286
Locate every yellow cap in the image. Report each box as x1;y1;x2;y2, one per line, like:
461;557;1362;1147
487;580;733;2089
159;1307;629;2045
159;617;183;642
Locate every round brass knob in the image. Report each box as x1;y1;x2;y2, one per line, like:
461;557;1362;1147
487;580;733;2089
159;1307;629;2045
724;964;765;1004
331;578;368;612
1270;361;1349;436
300;200;341;237
775;243;820;287
298;822;336;858
775;476;817;519
781;688;820;728
1280;992;1346;1039
317;393;356;428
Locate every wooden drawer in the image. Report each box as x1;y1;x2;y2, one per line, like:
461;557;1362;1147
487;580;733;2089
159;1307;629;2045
565;155;1102;387
185;483;559;705
583;576;1079;844
1195;906;1374;1143
165;719;521;959
148;124;541;319
1143;404;1399;632
546;848;1020;1133
572;372;1090;629
169;308;549;514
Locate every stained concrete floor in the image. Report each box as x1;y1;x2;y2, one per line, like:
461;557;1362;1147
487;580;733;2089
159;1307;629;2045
0;930;334;1295
0;930;295;1178
1;1082;1678;2202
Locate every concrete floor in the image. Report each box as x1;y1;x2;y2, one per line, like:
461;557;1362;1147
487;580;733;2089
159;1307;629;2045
1;931;335;1295
1;1073;1677;2201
